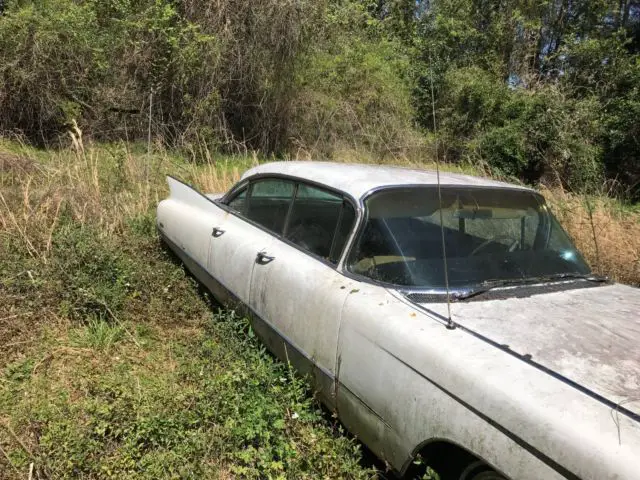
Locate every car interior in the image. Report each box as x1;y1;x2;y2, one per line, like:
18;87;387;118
225;181;587;286
229;181;355;263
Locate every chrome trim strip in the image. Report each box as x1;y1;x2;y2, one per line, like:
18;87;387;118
159;230;336;383
380;344;580;480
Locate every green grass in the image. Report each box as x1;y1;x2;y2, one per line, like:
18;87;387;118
69;317;125;351
0;141;376;479
1;139;637;479
0;219;375;479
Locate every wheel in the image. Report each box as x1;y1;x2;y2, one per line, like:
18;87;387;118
459;461;507;480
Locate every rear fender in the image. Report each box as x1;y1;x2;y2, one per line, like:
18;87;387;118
157;176;227;268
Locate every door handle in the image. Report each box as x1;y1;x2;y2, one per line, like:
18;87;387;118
256;251;275;265
211;227;225;238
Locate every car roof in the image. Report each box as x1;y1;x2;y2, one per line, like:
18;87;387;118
241;161;534;200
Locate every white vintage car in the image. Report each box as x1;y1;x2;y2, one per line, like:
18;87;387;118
157;162;640;480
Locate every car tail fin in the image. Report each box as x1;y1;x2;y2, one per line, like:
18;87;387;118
166;176;215;211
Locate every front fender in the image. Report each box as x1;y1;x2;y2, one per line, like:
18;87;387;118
336;283;639;480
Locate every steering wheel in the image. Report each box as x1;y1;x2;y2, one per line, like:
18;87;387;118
470;234;520;256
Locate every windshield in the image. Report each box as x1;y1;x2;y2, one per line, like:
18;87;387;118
347;186;590;288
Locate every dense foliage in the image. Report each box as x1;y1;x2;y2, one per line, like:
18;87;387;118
0;0;413;158
405;0;640;196
0;0;639;197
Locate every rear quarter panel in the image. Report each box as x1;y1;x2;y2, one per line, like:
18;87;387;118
157;177;226;267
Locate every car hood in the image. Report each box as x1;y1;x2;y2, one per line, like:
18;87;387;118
421;283;640;417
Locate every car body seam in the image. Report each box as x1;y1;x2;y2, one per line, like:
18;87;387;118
377;344;580;480
410;301;640;425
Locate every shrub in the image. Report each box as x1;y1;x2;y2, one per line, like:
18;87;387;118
290;1;419;158
0;0;218;146
293;38;417;156
0;0;421;158
437;67;603;192
0;0;103;140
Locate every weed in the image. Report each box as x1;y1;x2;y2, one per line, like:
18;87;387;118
70;317;124;351
0;139;637;480
0;141;375;479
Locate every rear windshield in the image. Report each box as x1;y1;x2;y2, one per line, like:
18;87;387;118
347;186;590;288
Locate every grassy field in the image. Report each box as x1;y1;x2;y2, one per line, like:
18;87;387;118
1;139;639;479
0;140;377;479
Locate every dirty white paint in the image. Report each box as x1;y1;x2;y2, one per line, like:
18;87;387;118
242;161;534;200
426;284;640;415
157;168;640;480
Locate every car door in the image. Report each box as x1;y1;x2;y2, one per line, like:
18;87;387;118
207;179;295;307
249;182;358;409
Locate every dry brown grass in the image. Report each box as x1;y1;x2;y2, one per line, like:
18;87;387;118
544;187;640;286
1;140;638;288
0;151;36;176
0;140;249;259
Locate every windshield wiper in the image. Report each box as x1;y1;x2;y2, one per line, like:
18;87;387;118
536;273;608;283
452;279;523;302
453;273;608;302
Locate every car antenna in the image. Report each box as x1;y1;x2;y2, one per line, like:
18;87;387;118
429;54;456;330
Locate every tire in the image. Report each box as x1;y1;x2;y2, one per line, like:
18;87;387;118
459;461;507;480
468;473;507;480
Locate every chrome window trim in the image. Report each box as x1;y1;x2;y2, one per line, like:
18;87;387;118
340;184;554;291
221;172;360;208
225;183;250;215
215;174;361;271
222;179;251;204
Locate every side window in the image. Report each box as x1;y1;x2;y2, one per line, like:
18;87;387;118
329;202;356;264
246;178;294;235
285;183;355;263
226;187;247;214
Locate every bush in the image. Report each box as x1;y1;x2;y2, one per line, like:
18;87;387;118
0;0;103;140
178;0;325;154
293;37;417;157
0;0;421;158
0;0;219;146
437;67;603;192
289;1;419;158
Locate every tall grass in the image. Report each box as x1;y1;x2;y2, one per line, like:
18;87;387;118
1;137;636;286
0;138;247;251
0;138;375;479
0;137;638;478
544;187;640;286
